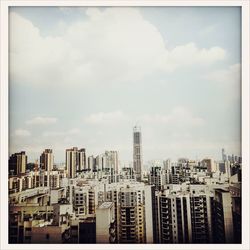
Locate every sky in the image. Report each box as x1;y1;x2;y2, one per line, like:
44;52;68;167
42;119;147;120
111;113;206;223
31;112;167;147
9;6;241;165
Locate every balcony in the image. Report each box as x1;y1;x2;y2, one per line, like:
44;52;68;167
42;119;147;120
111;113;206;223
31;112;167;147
109;235;116;243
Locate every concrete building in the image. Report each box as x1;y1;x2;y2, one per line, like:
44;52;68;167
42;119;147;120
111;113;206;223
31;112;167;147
149;166;167;191
31;224;70;243
120;166;135;181
155;185;214;243
9;187;53;243
118;185;145;243
163;159;171;171
201;158;216;173
88;155;95;172
133;126;142;182
9;151;27;176
104;151;119;183
66;147;86;178
73;186;90;218
213;188;234;243
40;149;54;172
96;202;116;243
70;216;96;243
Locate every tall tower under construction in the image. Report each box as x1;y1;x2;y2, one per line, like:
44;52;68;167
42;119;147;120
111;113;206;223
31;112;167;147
133;126;142;182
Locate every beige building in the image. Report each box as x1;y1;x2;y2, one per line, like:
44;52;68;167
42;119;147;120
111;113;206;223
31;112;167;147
96;202;116;243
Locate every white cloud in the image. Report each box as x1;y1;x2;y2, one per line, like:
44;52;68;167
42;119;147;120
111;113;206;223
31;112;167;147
204;63;241;103
10;8;226;87
205;63;241;85
42;128;80;137
161;43;226;71
14;129;31;137
84;111;128;124
26;116;57;125
139;106;204;127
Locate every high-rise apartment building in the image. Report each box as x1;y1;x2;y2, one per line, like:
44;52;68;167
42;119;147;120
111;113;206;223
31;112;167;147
88;155;95;172
156;192;191;243
66;147;86;178
133;126;142;182
9;151;27;176
212;188;234;243
118;185;145;243
163;159;171;171
102;151;119;183
98;181;153;243
149;166;167;191
40;149;54;172
104;151;119;174
155;186;214;243
79;148;87;171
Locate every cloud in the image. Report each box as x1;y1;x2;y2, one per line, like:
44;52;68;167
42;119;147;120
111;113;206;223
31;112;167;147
10;8;226;87
161;43;226;71
84;111;128;124
139;106;204;127
203;63;241;103
42;128;80;137
26;116;57;125
205;63;241;85
14;129;31;137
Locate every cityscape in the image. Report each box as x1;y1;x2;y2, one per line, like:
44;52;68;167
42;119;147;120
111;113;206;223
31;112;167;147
8;6;241;245
9;126;241;244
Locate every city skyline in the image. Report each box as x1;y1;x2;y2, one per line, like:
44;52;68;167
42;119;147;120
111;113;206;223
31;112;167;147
9;7;241;164
9;130;240;167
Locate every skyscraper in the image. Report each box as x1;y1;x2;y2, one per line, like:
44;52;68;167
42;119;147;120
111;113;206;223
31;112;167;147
133;126;142;182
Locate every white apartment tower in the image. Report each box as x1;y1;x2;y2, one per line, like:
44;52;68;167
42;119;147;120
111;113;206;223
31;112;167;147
133;126;142;182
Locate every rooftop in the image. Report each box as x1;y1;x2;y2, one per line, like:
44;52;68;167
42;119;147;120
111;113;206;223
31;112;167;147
98;202;113;209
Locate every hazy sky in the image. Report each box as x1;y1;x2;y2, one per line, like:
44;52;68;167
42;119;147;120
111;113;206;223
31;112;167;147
9;7;241;165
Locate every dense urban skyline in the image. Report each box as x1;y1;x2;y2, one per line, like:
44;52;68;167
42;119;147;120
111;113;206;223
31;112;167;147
8;134;242;244
9;7;241;163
